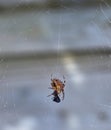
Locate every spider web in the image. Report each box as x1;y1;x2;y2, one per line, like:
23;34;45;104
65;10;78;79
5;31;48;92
0;0;111;130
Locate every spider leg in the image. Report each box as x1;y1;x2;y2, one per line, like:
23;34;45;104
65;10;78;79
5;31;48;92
48;87;53;89
47;91;56;97
62;90;65;100
47;93;53;97
63;75;66;84
51;74;53;81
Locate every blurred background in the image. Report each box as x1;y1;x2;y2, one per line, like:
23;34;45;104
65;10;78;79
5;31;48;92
0;0;111;130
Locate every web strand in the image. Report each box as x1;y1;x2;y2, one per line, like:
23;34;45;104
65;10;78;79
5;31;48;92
56;12;62;74
100;0;111;23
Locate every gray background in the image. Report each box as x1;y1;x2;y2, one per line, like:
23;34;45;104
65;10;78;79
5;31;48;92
0;0;111;130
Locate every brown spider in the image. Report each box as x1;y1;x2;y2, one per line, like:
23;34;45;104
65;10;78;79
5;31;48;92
48;75;65;103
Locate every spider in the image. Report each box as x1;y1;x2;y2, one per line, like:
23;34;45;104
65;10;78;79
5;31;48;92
48;75;65;103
